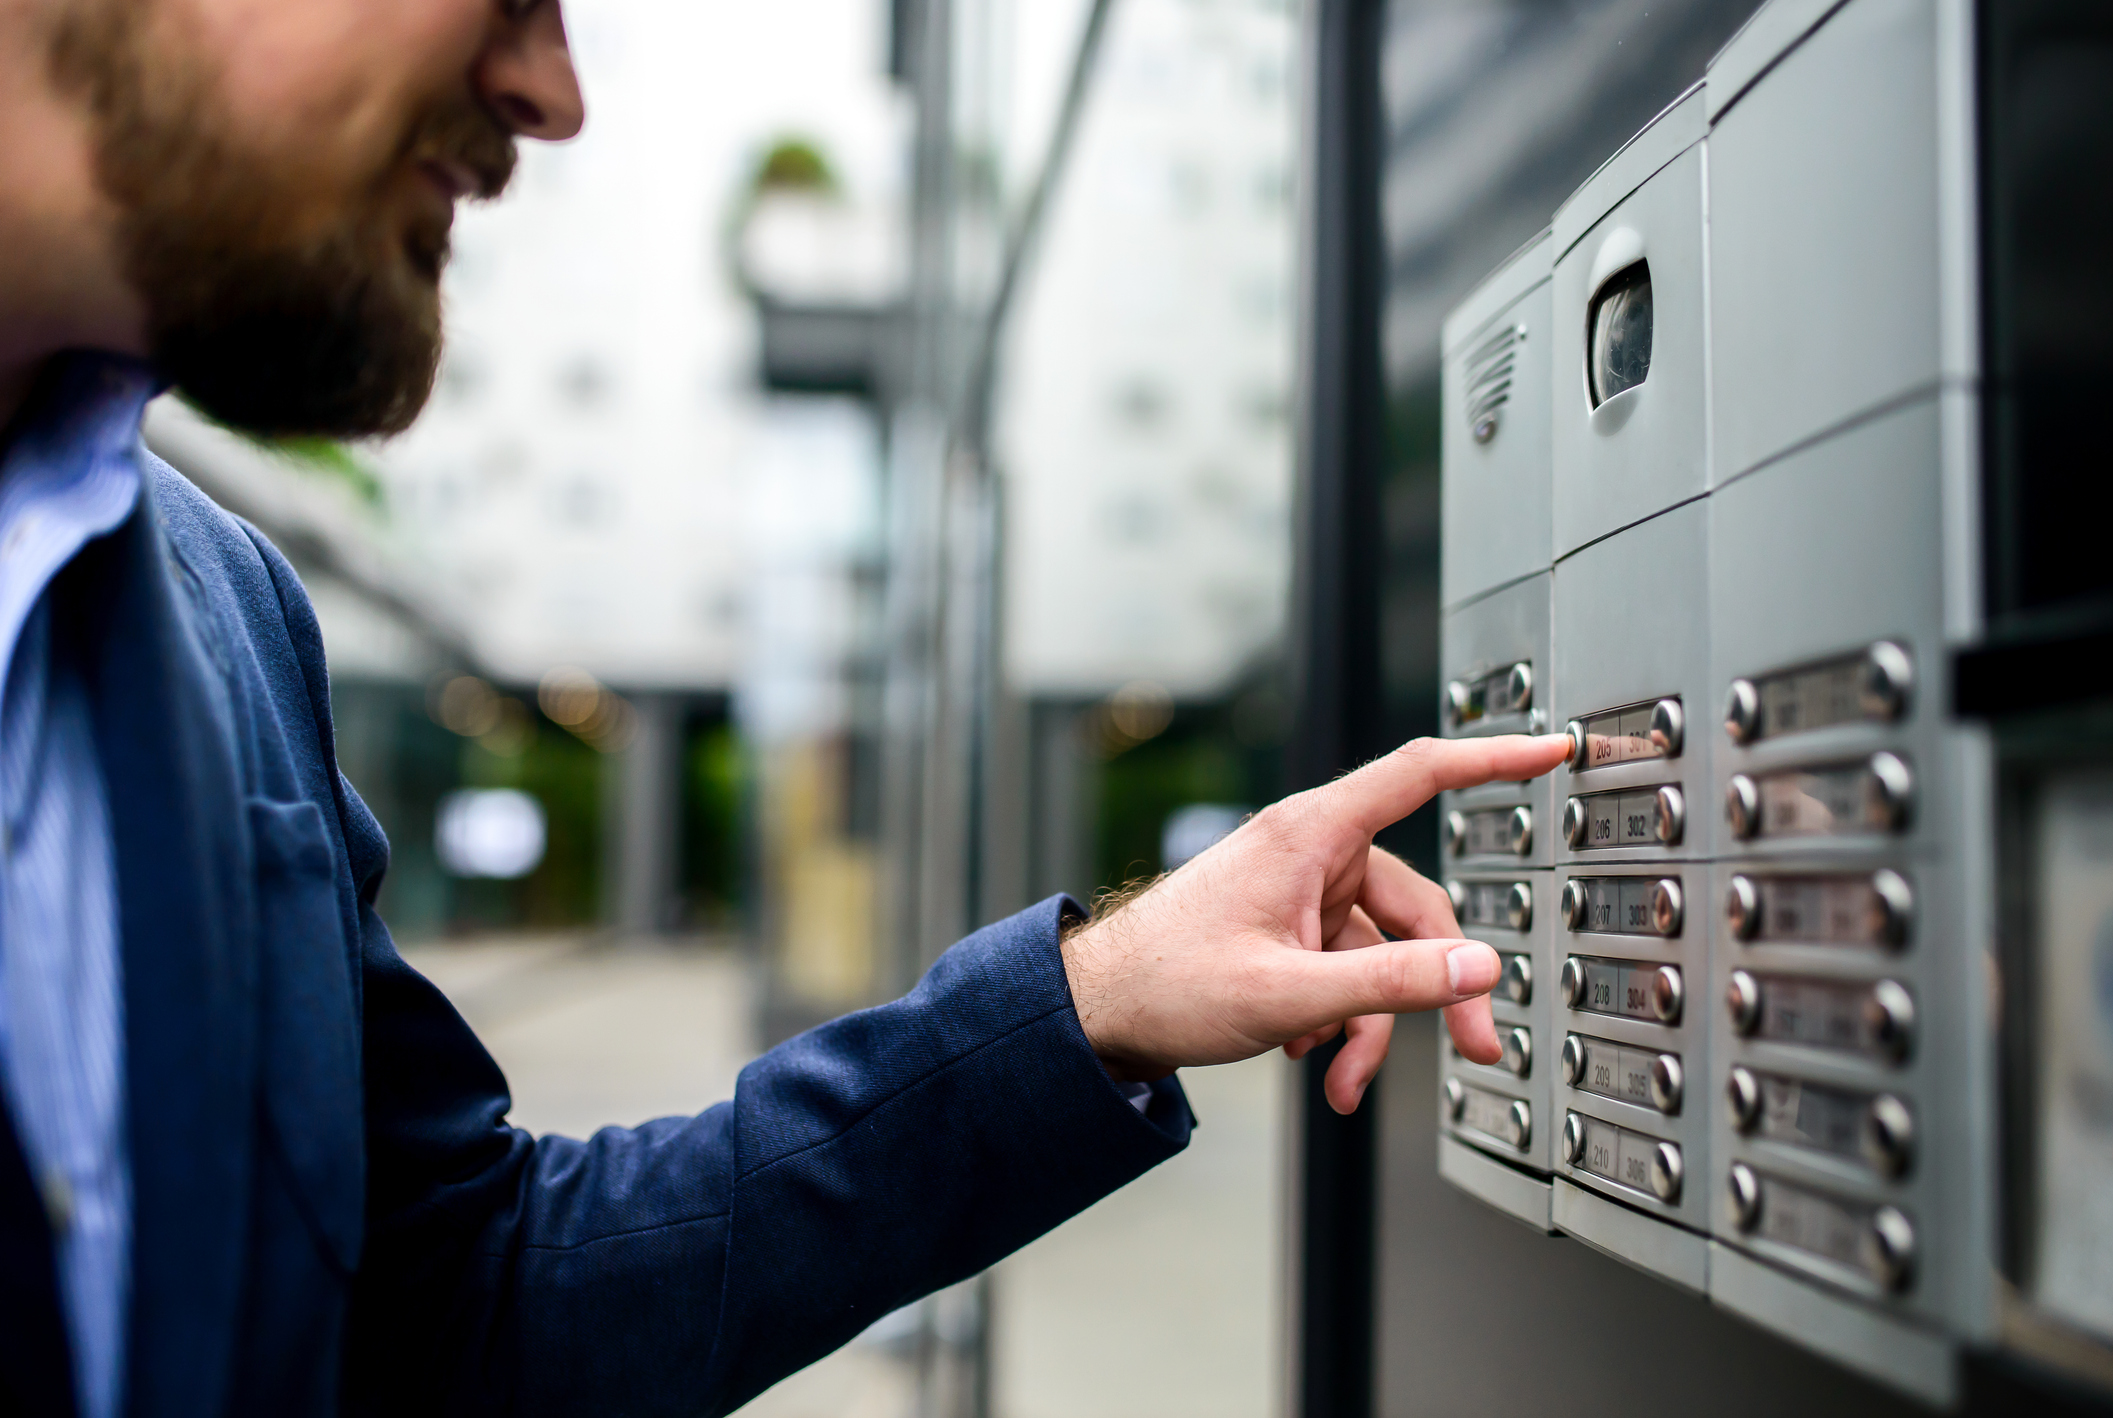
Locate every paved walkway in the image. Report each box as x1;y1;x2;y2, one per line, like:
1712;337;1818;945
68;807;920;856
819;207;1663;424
402;934;1283;1418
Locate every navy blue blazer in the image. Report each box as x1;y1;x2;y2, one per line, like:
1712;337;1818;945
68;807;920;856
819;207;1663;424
0;458;1192;1417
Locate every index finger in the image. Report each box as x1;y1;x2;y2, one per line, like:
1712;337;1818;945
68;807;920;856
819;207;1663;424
1441;996;1499;1065
1322;734;1573;837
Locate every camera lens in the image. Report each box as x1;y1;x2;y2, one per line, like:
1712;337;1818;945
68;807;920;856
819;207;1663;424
1588;262;1653;407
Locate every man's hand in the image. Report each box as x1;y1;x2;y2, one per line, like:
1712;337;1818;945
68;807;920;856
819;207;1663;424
1061;733;1572;1115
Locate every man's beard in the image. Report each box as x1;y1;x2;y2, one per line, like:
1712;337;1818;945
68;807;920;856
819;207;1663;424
48;3;517;438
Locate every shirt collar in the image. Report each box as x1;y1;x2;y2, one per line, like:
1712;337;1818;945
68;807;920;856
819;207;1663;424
0;353;160;717
3;353;162;482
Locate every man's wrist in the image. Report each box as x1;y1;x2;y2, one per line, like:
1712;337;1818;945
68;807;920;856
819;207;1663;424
1060;907;1178;1084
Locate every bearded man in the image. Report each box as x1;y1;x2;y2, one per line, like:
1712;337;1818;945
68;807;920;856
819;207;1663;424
0;2;1568;1414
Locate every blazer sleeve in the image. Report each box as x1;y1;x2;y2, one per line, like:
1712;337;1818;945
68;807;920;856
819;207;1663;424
342;881;1193;1418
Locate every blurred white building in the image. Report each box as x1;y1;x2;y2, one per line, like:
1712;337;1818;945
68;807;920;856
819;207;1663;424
372;0;909;693
140;1;916;936
997;0;1297;701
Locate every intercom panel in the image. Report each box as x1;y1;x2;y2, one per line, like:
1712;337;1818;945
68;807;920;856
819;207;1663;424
1428;0;2113;1402
1551;89;1709;557
1551;857;1713;1241
1552;501;1710;866
1707;395;1996;1346
1440;573;1554;871
1441;233;1554;609
1437;863;1556;1179
1707;0;1948;483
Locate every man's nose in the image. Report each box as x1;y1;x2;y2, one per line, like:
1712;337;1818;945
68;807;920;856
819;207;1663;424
475;0;585;142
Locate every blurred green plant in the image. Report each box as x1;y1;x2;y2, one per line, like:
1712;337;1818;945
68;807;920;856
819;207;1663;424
269;435;386;507
724;136;845;299
682;720;749;928
182;393;387;508
330;680;459;937
1094;718;1247;895
461;718;604;929
751;137;839;195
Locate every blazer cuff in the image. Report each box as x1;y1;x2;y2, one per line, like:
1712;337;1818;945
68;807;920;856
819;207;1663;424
1033;893;1196;1146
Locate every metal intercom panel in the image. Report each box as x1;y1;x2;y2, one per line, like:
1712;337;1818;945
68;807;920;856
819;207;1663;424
1435;240;1562;1209
1550;86;1710;556
1437;577;1558;1221
1435;0;2113;1405
1440;233;1554;609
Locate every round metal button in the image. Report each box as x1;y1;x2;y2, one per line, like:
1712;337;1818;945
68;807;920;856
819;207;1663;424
1504;1099;1532;1151
1501;953;1533;1005
1562;1111;1588;1165
1649;1141;1684;1204
1649;1054;1684;1115
1862;980;1917;1064
1562;796;1589;850
1650;964;1684;1024
1863;1094;1916;1178
1506;663;1534;714
1502;1027;1533;1079
1726;774;1761;840
1726;874;1761;941
1654;785;1685;846
1446;680;1470;728
1561;956;1587;1009
1866;752;1915;832
1870;869;1914;951
1507;806;1534;857
1650;878;1684;937
1650;698;1685;758
1506;880;1533;931
1864;1206;1918;1292
1565;719;1589;770
1446;810;1467;857
1727;1162;1762;1232
1561;879;1589;931
1726;970;1762;1035
1860;641;1914;722
1561;879;1588;931
1445;878;1468;919
1727;1066;1761;1131
1724;679;1761;745
1560;1034;1587;1087
1443;1077;1466;1121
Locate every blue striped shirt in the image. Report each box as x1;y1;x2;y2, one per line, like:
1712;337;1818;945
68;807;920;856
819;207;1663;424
0;356;152;1418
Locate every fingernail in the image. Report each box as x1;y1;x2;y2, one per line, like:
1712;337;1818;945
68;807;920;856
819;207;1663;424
1447;942;1499;996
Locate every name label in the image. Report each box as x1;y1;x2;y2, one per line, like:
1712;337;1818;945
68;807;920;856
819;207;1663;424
1748;873;1903;946
1571;955;1675;1023
1457;879;1528;931
1574;790;1671;849
1578;1115;1670;1197
1577;704;1669;769
1571;1034;1675;1111
1459;809;1518;856
1754;1071;1875;1161
1571;877;1679;936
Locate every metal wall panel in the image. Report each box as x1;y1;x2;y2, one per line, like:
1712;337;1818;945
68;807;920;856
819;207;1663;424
1708;0;1945;484
1441;238;1554;609
1439;573;1555;871
1400;0;2113;1406
1706;395;1996;1343
1550;855;1716;1240
1552;106;1710;555
1437;864;1557;1178
1553;501;1710;866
